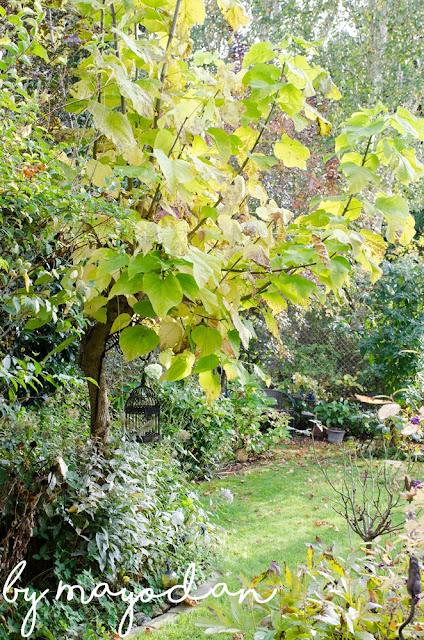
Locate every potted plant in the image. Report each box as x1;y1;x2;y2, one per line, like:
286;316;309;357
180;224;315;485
314;400;353;443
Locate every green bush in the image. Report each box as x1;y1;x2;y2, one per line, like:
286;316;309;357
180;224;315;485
0;427;217;639
358;257;424;394
158;380;237;477
158;377;290;477
198;540;412;640
314;399;380;438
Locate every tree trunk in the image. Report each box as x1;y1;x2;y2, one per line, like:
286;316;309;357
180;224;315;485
79;297;130;443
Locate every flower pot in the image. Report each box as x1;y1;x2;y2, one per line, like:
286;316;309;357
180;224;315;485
327;428;345;444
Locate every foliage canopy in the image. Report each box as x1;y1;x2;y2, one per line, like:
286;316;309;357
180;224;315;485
1;0;424;437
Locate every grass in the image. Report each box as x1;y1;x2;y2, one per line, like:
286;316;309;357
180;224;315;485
133;440;367;640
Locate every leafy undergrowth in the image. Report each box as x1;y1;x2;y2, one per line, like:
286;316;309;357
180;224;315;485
133;439;364;640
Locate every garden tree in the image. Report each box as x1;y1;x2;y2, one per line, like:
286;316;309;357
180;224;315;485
1;1;424;442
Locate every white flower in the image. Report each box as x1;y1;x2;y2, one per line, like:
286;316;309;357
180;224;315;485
144;363;162;380
221;488;234;503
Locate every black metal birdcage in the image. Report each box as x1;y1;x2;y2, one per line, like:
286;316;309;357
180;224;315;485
125;385;160;443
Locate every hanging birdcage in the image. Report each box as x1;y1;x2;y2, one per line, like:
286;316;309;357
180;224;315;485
124;385;161;443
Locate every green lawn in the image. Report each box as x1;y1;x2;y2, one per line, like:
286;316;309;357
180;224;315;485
133;441;364;639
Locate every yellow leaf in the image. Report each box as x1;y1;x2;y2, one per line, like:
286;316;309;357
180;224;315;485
161;351;195;381
284;563;292;586
123;145;144;166
110;313;132;334
174;0;205;34
263;311;279;339
399;214;416;246
199;370;221;402
86;159;114;189
327;85;341;100
24;272;30;292
158;219;189;256
360;229;387;264
274;134;310;169
306;545;313;570
159;319;185;351
318;117;332;135
217;0;250;30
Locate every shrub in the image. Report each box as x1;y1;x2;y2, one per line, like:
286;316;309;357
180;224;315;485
197;540;413;640
158;378;290;477
0;428;217;639
158;380;237;477
227;379;290;455
314;399;380;438
358;257;424;394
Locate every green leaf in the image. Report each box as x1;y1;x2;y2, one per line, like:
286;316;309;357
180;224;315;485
31;42;49;62
93;307;107;323
128;253;163;279
274;134;310;169
154;128;177;155
242;63;281;88
227;329;240;358
119;326;159;361
340;162;379;193
96;252;129;278
247;152;278;170
87;101;136;153
143;272;183;318
194;354;220;372
207;127;232;163
200;206;218;221
115;165;156;182
176;273;199;301
161;350;195;381
277;83;305;116
192;325;223;356
376;194;410;243
109;271;144;297
273;273;317;304
42;335;77;363
132;299;157;317
242;42;275;68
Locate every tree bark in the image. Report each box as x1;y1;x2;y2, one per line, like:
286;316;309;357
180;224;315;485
79;297;130;443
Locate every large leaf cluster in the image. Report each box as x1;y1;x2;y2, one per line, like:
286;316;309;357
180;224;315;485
2;0;424;407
